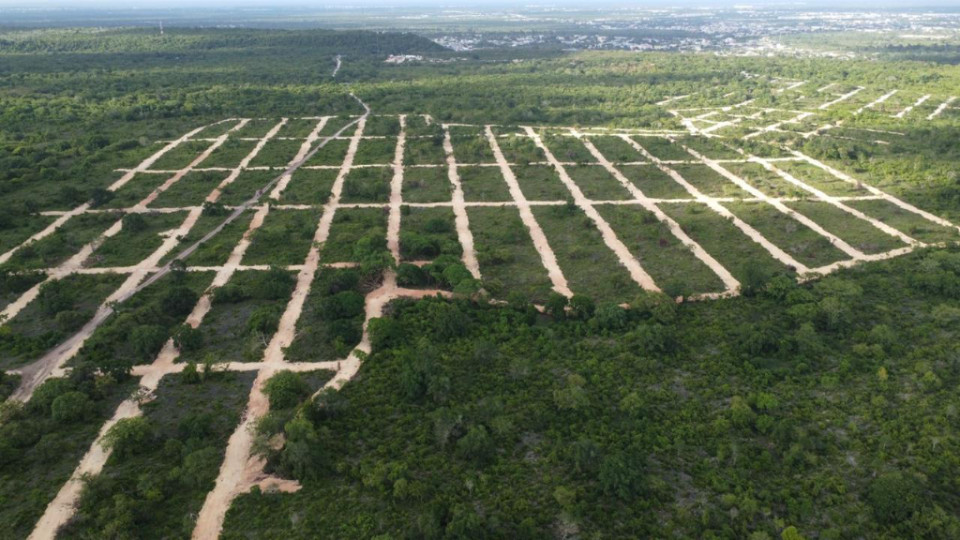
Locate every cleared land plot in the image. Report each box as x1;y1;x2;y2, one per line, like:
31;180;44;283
785;201;907;254
341;166;391;204
217;170;276;206
468;206;554;303
60;372;256;539
587;136;646;162
243;209;321;266
672;164;750;198
280;169;337;205
317;116;355;136
363;115;401;137
513;165;569;201
618;164;691;199
678;137;746;160
149;170;230;208
353;138;397;166
101;173;171;209
723;163;807;198
150;140;211;171
598;205;726;296
400;206;462;261
459;166;512;202
232;119;280;139
0;273;126;370
181;270;297;364
541;134;598;163
404;136;447;166
1;212;119;270
203;139;260;169
402;167;451;203
304;139;350;166
773;162;868;197
0;214;57;253
661;203;791;282
0;272;46;312
194;120;241;138
632;136;690;161
726;201;848;268
87;211;186;268
846;199;960;244
321;208;387;263
405;116;442;137
278;118;321;138
494;133;545;164
285;267;367;362
565;165;632;201
248;139;302;168
533;206;644;303
450;134;497;164
175;210;256;267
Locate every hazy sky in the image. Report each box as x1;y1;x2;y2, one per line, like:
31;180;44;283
3;0;960;7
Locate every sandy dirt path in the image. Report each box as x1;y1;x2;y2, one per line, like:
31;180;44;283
855;89;898;115
927;96;956;120
621;135;810;274
332;55;342;78
683;146;867;261
270;117;329;200
484;125;572;297
818;86;864;110
576;131;740;294
191;111;370;540
441;124;481;279
524;127;659;292
894;94;931;119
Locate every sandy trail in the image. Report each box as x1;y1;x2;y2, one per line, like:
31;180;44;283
387;116;407;270
683;146;867;261
621;135;810;274
743;112;813;140
524;127;659;292
818;86;864;110
855;89;898;115
191;112;370;540
332;55;342;78
893;94;931;119
927;96;956;120
791;151;960;234
269;117;329;200
576;131;739;294
441;124;481;279
484;125;572;297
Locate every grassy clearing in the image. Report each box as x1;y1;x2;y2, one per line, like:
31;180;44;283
404;136;447;166
280;169;337;205
450;134;497;164
722;163;807;198
672;164;751;198
493;133;545;164
402;166;451;204
1;212;119;271
400;206;461;262
249;139;303;168
618;164;690;199
176;210;256;267
459;166;512;202
321;208;387;263
541;133;597;163
354;138;398;166
286;267;367;362
150;140;210;171
341;166;391;204
180;270;297;364
773;162;868;197
304;139;350;167
217;170;276;206
61;371;256;539
847;199;960;244
598;205;727;296
468;206;554;303
100;173;170;209
203;139;259;169
0;376;136;539
533;205;644;302
0;273;126;370
149;170;229;208
726;201;849;268
513;164;569;201
587;135;647;162
632;136;690;161
785;201;908;254
243;209;321;266
0;213;56;254
677;136;743;159
661;202;791;282
87;211;186;268
565;165;632;201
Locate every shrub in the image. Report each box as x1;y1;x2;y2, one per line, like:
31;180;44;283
51;391;93;423
264;371;311;410
103;417;153;459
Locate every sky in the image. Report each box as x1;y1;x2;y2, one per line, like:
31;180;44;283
3;0;959;7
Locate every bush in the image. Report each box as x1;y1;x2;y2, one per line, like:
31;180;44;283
264;371;311;410
103;416;153;459
51;391;93;423
867;472;926;525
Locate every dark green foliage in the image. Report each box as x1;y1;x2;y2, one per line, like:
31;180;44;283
264;371;312;410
